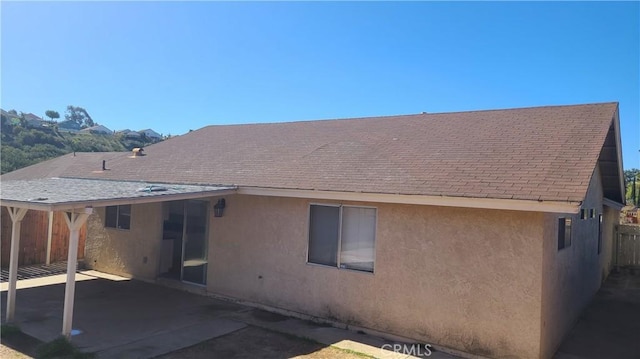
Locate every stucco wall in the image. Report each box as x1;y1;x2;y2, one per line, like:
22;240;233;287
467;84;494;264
208;195;545;358
540;167;615;358
85;203;163;281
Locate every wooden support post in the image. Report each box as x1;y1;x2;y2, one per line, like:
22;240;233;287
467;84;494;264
46;211;54;266
6;206;28;323
61;208;92;338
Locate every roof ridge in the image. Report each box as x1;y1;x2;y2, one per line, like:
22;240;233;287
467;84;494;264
199;101;619;129
422;101;619;116
200;112;424;129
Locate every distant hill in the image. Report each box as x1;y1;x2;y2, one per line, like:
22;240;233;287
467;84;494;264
1;113;163;174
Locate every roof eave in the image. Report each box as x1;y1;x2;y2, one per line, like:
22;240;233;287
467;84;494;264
0;188;237;212
603;198;625;211
612;107;626;204
237;187;581;214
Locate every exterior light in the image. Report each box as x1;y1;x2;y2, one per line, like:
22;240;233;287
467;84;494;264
214;198;226;217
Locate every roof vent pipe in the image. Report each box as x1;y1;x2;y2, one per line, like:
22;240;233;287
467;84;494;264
102;160;106;171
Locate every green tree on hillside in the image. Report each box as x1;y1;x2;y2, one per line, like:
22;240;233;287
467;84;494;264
1;114;15;136
18;112;27;127
65;105;95;128
45;110;60;122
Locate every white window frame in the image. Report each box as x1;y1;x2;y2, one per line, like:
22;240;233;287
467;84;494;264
306;203;377;274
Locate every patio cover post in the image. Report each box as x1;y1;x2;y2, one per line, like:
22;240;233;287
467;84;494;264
61;208;92;338
46;211;54;265
6;206;28;323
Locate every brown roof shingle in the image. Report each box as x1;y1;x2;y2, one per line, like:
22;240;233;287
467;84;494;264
1;102;620;203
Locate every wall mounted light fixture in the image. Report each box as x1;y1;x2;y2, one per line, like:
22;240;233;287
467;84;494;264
214;198;226;217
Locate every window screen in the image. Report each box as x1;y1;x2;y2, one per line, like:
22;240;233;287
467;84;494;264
340;207;376;272
118;205;131;230
105;206;118;228
308;205;340;266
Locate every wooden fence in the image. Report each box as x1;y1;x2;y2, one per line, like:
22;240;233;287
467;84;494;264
615;224;640;267
1;208;86;267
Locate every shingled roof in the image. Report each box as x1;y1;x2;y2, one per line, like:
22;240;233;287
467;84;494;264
1;102;624;205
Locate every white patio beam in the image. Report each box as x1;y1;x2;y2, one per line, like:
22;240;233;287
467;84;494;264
5;206;28;323
61;207;92;338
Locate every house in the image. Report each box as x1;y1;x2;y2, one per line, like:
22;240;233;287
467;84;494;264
22;113;47;128
0;112;47;128
116;129;142;139
0;102;625;359
621;205;639;224
1;109;21;125
57;119;82;133
79;124;112;135
138;128;162;140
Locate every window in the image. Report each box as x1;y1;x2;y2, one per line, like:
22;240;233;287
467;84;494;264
580;209;588;220
581;208;596;220
558;217;572;250
105;205;131;230
598;214;603;254
308;204;377;273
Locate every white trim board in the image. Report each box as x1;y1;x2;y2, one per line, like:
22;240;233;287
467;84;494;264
238;187;581;214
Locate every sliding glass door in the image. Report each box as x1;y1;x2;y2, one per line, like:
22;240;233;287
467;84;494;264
182;200;209;285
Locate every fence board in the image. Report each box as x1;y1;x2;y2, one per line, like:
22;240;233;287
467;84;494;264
0;208;86;267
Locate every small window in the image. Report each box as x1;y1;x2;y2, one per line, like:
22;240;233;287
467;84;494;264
580;209;588;220
597;214;603;254
105;205;131;230
308;204;377;273
558;217;572;250
590;209;596;219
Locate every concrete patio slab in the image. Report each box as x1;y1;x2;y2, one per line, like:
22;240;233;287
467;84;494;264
0;273;249;358
97;318;247;359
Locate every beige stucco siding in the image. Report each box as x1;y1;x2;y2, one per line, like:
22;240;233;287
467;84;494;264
209;195;545;358
540;167;616;358
85;203;163;281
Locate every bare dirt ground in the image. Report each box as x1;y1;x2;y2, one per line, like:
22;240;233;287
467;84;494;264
0;344;33;359
154;326;371;359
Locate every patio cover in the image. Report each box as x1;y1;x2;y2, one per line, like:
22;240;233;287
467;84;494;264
0;177;236;338
0;177;237;211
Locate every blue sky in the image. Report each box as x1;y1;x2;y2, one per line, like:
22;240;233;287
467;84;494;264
2;1;639;169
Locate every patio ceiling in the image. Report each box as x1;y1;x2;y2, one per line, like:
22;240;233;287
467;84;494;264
0;177;237;211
